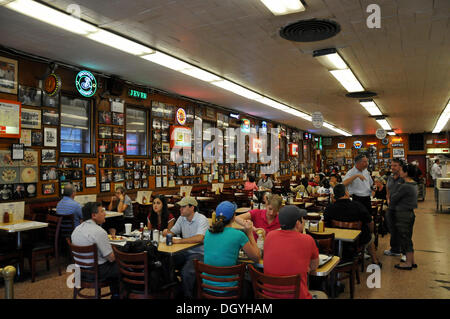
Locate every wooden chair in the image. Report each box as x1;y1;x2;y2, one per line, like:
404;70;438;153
28;214;62;282
306;230;335;255
194;260;246;299
66;238;112;299
0;234;23;273
248;264;301;299
330;220;363;299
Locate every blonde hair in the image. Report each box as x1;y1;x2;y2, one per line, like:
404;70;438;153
267;194;282;212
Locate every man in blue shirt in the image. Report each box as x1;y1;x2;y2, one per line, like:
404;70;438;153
162;197;209;299
56;183;83;227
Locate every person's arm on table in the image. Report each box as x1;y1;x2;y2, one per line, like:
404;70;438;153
242;220;260;263
108;196;115;211
172;234;204;245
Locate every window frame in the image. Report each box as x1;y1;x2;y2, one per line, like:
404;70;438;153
125;104;149;158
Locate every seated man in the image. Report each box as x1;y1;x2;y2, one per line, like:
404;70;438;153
324;184;381;266
257;173;273;190
71;202;120;298
162;197;209;299
264;205;326;299
56;183;83;227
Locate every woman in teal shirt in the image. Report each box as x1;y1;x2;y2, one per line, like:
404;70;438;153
203;201;260;293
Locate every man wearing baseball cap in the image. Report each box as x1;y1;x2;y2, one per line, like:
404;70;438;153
162;196;209;298
264;205;325;299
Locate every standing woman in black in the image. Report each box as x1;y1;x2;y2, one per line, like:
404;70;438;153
389;163;418;270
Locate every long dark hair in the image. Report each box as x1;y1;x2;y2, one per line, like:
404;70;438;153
301;178;311;195
150;195;169;230
209;215;232;234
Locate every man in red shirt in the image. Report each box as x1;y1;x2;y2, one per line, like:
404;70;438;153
264;205;326;299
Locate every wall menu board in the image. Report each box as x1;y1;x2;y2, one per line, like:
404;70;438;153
0;99;21;138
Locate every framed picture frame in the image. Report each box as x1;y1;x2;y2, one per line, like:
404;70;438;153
112;112;124;125
44;127;57;147
41;149;56;163
31;131;43;146
21;108;41;129
112;127;124;140
98;126;112;139
42;109;59;126
0;56;18;95
40;166;58;181
11;143;24;160
98;140;112;153
42;183;56;195
85;163;96;175
125;161;134;170
100;182;111;192
98;111;112;125
99;154;112;168
113;155;124;168
42;92;59;108
162;142;170;154
112;141;124;154
85;176;97;188
18;85;42;107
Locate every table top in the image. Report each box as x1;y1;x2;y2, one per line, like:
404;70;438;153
105;211;123;218
196;197;215;201
238;255;340;277
235;207;251;214
310;227;361;242
157;242;201;254
292;202;314;208
0;219;48;233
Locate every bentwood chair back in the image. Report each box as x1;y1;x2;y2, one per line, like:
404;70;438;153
112;246;150;299
306;230;335;255
66;238;112;299
248;264;301;299
194;260;245;299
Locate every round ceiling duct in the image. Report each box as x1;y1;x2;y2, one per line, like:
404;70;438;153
345;91;378;99
279;19;341;42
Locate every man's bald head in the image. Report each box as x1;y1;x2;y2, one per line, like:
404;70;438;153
64;183;76;198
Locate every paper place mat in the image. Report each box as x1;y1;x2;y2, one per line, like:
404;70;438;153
1;221;48;232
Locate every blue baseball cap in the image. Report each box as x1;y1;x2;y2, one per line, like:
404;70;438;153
215;201;237;221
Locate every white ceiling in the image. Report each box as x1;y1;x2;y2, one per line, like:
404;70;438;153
0;0;449;136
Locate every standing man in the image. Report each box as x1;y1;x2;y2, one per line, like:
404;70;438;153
431;159;442;204
342;154;373;214
162;197;209;299
56;183;83;227
384;158;404;257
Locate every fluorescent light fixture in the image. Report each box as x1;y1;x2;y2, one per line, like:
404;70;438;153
432;100;450;133
376;119;392;131
360;100;382;116
387;131;396;136
322;122;352;136
61;124;88;130
260;0;305;15
313;49;348;70
87;30;154;56
330;69;364;93
60;113;88;121
283;108;312;121
179;66;222;82
323;122;335;129
258;98;290;111
212;80;262;100
5;0;98;35
141;52;193;71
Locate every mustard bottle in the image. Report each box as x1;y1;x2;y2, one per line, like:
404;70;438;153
318;217;324;232
212;211;216;224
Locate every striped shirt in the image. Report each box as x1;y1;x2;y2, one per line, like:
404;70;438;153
56;196;83;227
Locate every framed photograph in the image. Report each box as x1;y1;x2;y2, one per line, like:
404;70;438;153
113;170;125;182
393;148;405;158
11;143;24;160
40;166;58;181
156;166;161;175
18;85;42;107
125;161;134;170
73;181;83;192
12;184;26;200
112;127;124;139
42;92;59;108
112;112;124;125
111;100;124;113
150;165;155;175
20;129;32;147
98;111;112;124
100;182;111;192
99;140;112;153
41;149;56;163
141;179;148;188
134;170;141;180
99;154;112;168
42;183;56;195
0;56;18;94
125;171;132;180
21;108;41;129
114;183;124;191
134;180;141;189
162;142;170;154
126;180;134;190
85;176;97;188
31;131;43;146
162;165;167;176
112;141;124;154
44;127;57;147
0;184;13;201
113;155;124;168
100;169;113;183
141;161;148;170
85;163;96;175
25;183;37;198
98;126;112;139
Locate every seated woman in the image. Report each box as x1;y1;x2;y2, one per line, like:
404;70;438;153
203;201;260;295
372;177;387;200
147;195;175;231
317;179;333;195
244;175;258;192
290;178;316;198
235;194;282;240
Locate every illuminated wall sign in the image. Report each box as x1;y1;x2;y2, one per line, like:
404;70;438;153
176;108;187;125
338;143;346;149
289;143;299;156
230;113;240;120
303;132;310;140
392;143;404;147
366;142;377;146
261;121;267;132
44;73;61;97
128;89;147;99
241;119;250;133
391;137;403;143
353;141;363;149
434;139;448;144
75;70;97;97
427;148;450;154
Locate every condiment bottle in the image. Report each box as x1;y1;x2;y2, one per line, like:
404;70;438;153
211;211;216;224
318;217;324;233
3;211;10;223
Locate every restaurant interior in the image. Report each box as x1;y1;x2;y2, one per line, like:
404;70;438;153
0;0;449;301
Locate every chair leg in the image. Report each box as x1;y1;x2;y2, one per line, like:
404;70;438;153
355;264;361;284
31;255;36;283
349;270;355;299
56;251;61;276
46;255;50;271
73;288;77;299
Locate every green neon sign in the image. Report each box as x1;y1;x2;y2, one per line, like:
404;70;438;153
75;70;97;97
128;89;147;99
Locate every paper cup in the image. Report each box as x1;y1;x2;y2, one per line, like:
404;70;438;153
124;223;132;235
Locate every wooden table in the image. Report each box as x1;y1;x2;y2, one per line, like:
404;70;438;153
292;202;314;208
309;227;361;258
105;211;123;218
0;219;48;277
157;242;201;255
196;197;215;201
235;207;251;214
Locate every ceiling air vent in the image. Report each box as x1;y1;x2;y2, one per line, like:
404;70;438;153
279;19;340;42
345;91;378;99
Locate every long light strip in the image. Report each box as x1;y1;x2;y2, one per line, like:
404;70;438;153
260;0;305;15
1;0;351;136
330;69;364;93
432;100;450;133
360;100;382;116
387;131;396;136
376;119;392;131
